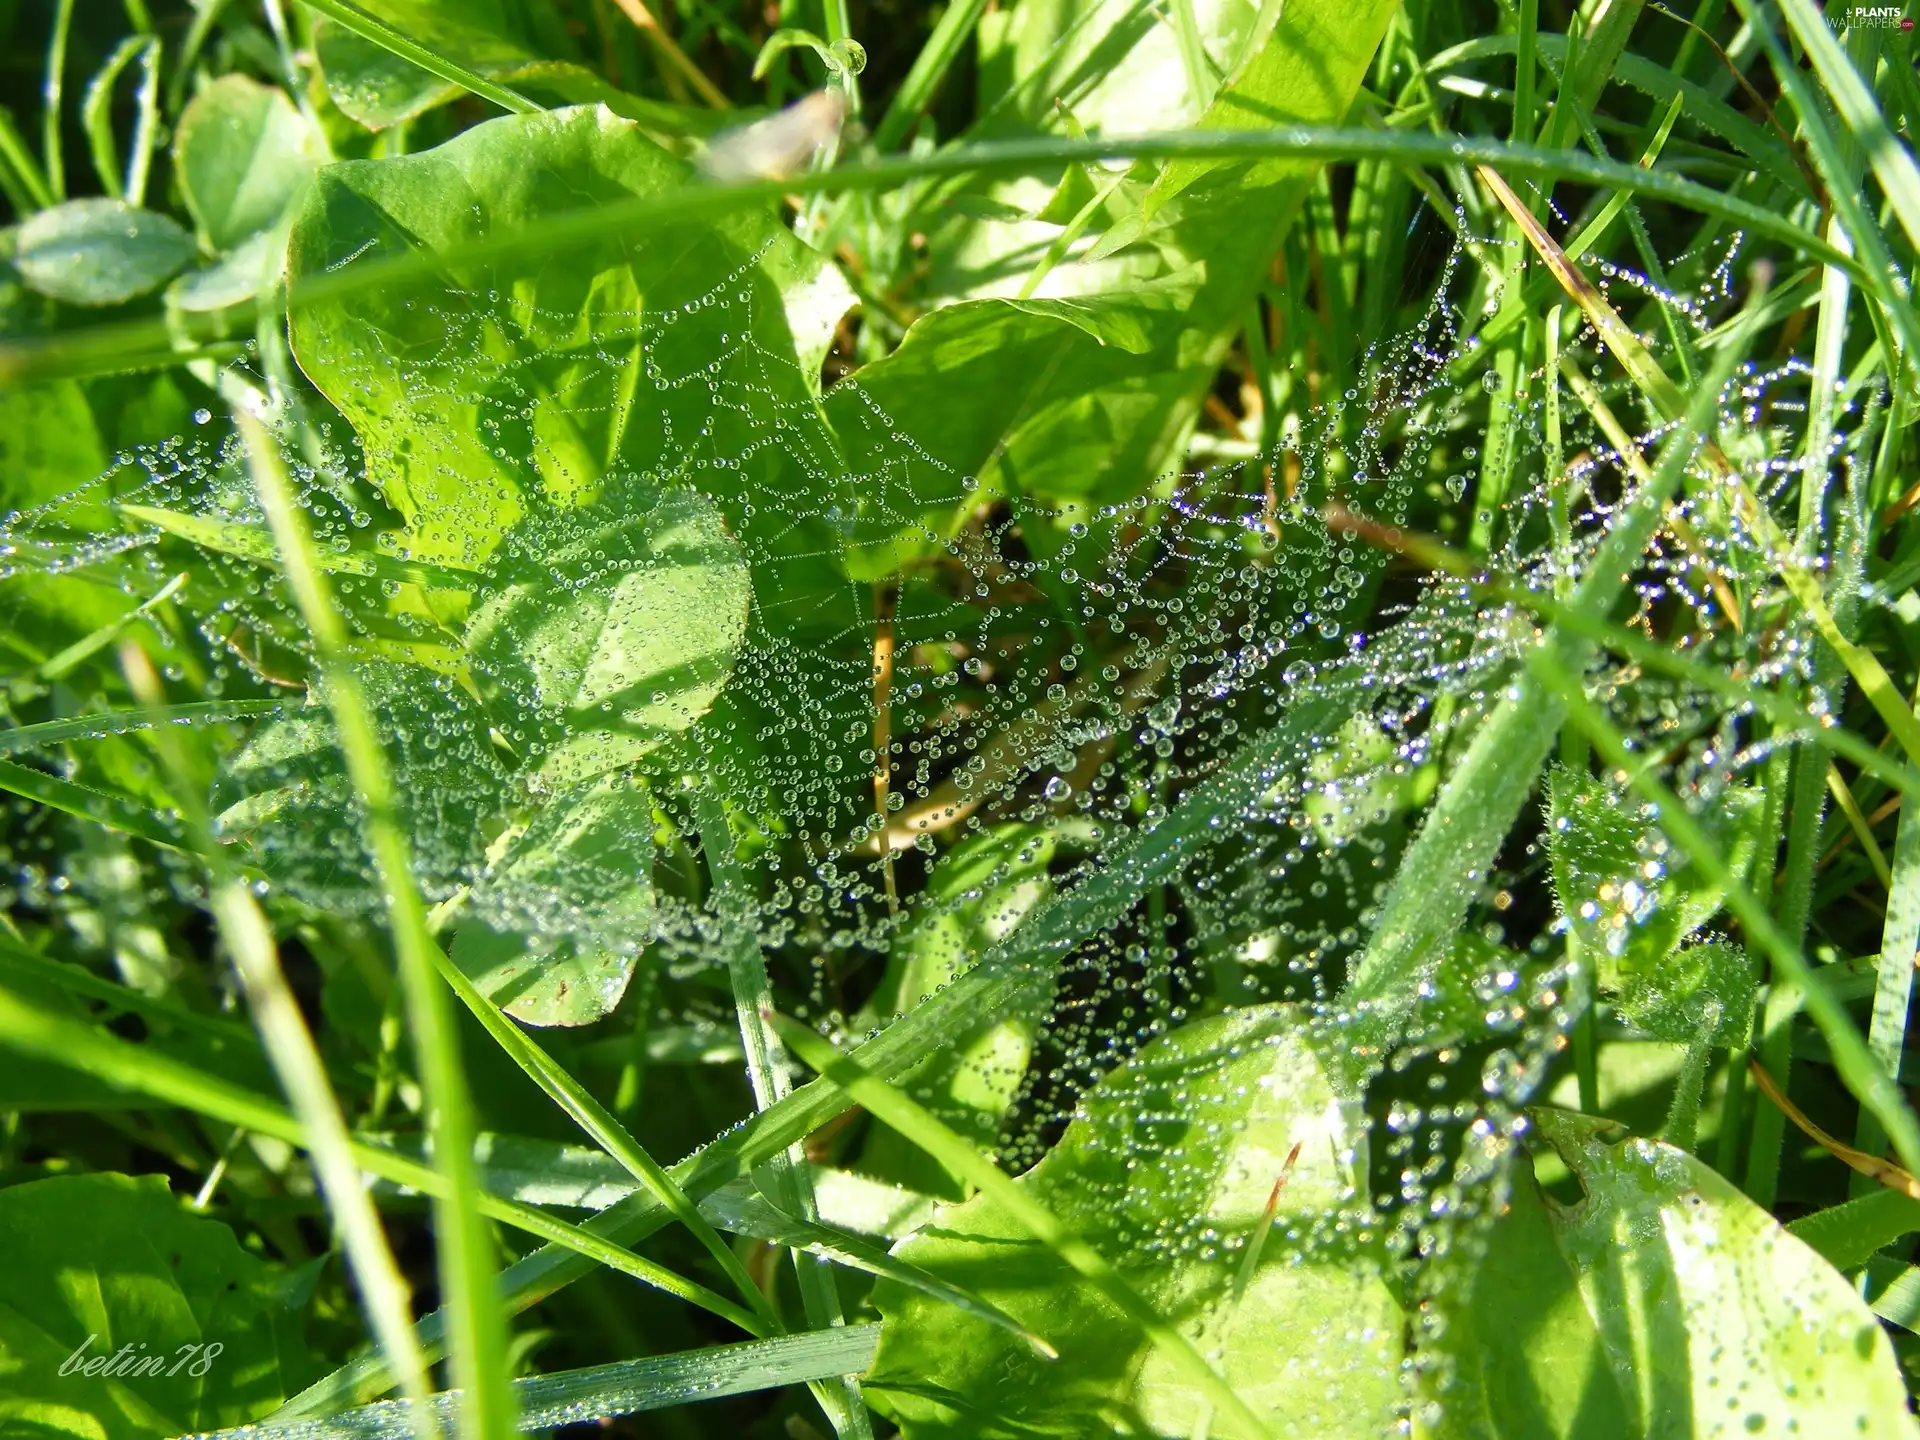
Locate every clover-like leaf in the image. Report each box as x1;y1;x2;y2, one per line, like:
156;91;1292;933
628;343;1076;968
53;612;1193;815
0;1173;305;1439
15;199;196;306
211;662;507;913
868;1004;1402;1438
466;482;751;791
173;76;322;253
451;772;657;1026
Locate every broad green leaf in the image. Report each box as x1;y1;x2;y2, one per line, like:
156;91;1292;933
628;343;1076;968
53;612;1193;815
173;76;322;252
451;772;656;1026
859;0;1391;547
15;200;197;307
287;105;854;572
1497;1110;1918;1439
1418;1148;1636;1440
0;1173;304;1439
1545;766;1764;989
858;823;1056;1196
211;662;508;913
465;482;751;789
0;379;145;656
823;278;1194;575
867;1004;1401;1438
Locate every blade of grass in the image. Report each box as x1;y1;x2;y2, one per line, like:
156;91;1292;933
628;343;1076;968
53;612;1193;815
693;783;872;1440
425;938;780;1333
769;1012;1277;1440
81;37;154;200
43;0;73;202
1732;0;1920;389
1531;646;1920;1180
1;127;1875;387
0;698;284;755
1827;766;1892;889
0;931;252;1045
1774;0;1920;254
0;978;768;1335
117;645;440;1440
184;1328;883;1440
1786;1186;1920;1272
238;415;515;1440
1346;267;1769;1012
605;0;731;111
1747;693;1839;1207
0;103;52;210
296;0;539;117
29;570;190;684
0;755;193;852
870;0;989;150
1855;726;1920;1187
1747;1055;1920;1199
118;503;482;590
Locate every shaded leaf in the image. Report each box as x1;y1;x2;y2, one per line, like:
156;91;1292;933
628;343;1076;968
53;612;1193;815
15;200;196;307
1418;1148;1636;1440
868;1004;1401;1438
858;823;1057;1197
211;662;508;912
466;482;751;789
0;1173;304;1439
452;773;657;1026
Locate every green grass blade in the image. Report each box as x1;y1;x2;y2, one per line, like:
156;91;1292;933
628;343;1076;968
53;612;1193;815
770;1013;1274;1440
183;1328;883;1440
1775;0;1920;255
0;755;193;852
871;0;989;151
0;698;286;756
0;102;53;210
117;645;442;1440
1855;751;1920;1181
1733;0;1920;389
0;932;253;1045
118;502;481;590
297;0;539;117
426;939;780;1330
0;978;767;1335
239;416;516;1440
43;0;73;202
81;36;146;199
1787;1187;1920;1272
693;783;871;1440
